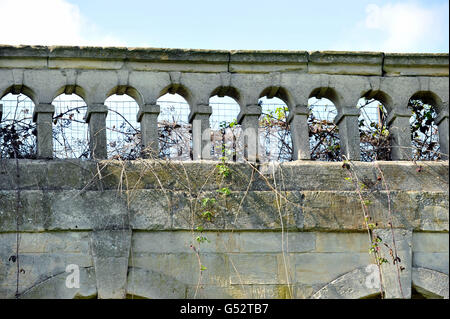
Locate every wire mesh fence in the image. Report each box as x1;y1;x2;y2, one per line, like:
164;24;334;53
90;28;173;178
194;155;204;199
157;100;192;161
409;99;440;160
259;103;292;162
0;94;36;158
358;99;391;161
210;101;241;161
308;101;340;161
0;94;443;161
105;98;140;159
53;96;89;159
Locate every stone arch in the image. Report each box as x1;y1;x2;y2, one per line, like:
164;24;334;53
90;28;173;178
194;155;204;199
209;94;241;161
0;88;37;158
18;267;97;299
259;86;295;110
53;85;88;104
409;91;444;112
106;85;144;108
311;265;381;299
157;90;192;160
307;95;340;161
312;266;450;299
257;89;293;162
210;86;242;108
160;84;194;109
412;267;449;299
52;92;89;159
408;91;443;160
126;267;187;299
357;93;391;161
1;85;38;105
309;87;343;110
104;93;141;159
362;89;394;114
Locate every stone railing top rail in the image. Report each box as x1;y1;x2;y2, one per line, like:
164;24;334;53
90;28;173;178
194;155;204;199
0;45;448;76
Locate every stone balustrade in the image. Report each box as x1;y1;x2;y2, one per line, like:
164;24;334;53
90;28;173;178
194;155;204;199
0;45;448;161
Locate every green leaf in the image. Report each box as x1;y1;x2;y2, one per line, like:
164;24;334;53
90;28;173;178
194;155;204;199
363;200;372;206
217;187;231;196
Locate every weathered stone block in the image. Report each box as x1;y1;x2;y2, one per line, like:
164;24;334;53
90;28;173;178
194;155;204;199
237;231;315;253
171;191;298;231
20;267;97;299
373;229;412;299
128;190;172;230
315;232;369;253
229;254;278;285
127;267;186;298
413;252;449;274
292;252;372;285
131;231;240;254
412;267;449;299
130;252;229;286
412;233;449;253
91;229;132;299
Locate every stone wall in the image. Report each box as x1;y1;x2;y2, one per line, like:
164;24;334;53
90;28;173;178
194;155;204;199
0;159;448;298
0;46;449;160
0;46;448;299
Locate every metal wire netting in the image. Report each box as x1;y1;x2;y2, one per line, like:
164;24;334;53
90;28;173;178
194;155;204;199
0;94;442;161
53;96;89;159
0;94;36;158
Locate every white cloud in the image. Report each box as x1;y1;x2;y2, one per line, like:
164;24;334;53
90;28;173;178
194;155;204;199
0;0;126;46
363;2;449;52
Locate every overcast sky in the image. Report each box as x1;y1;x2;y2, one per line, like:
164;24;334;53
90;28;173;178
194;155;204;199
0;0;448;53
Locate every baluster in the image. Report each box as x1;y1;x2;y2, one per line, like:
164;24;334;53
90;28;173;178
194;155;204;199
137;103;160;158
85;103;108;159
387;109;412;160
335;107;361;161
33;103;55;159
287;105;310;160
436;108;449;160
189;103;212;160
237;105;261;162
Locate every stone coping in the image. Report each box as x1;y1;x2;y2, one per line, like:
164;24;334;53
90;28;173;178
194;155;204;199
0;45;448;76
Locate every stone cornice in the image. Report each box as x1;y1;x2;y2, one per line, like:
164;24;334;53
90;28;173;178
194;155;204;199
0;45;448;76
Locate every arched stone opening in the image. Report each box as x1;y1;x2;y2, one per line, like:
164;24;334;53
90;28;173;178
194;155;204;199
408;92;442;160
311;266;381;299
157;92;192;160
357;97;390;161
307;95;340;161
258;95;292;162
0;90;36;159
52;93;88;159
209;94;241;161
1;85;38;105
104;93;141;159
312;266;449;299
